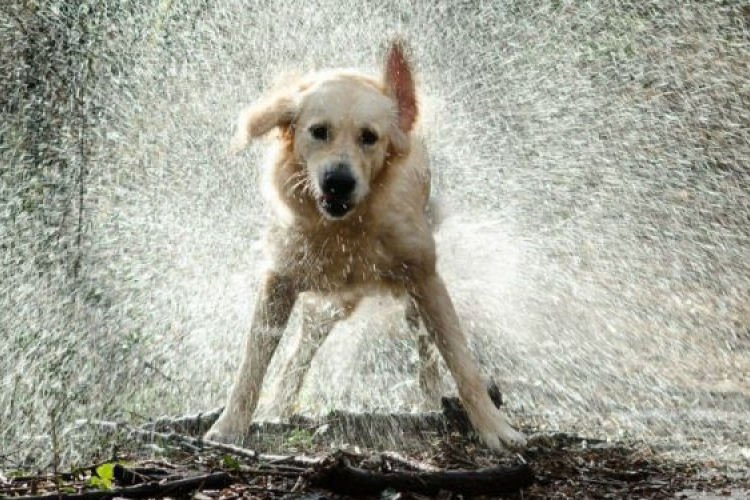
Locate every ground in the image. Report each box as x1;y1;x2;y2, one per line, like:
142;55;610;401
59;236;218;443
2;410;748;500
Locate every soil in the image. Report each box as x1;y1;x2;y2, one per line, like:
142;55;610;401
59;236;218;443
2;411;748;500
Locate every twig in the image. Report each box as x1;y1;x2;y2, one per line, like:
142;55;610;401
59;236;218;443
240;485;291;495
381;451;440;472
241;469;305;479
256;464;307;473
6;472;232;500
597;467;650;482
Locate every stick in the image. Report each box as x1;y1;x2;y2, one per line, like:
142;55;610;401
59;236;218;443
380;451;440;472
312;455;535;496
6;472;232;500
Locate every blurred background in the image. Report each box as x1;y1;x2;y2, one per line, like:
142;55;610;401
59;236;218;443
1;0;749;469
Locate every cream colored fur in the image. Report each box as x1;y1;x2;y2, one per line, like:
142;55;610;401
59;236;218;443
206;42;526;451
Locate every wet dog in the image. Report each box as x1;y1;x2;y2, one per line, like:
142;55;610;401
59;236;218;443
205;41;526;450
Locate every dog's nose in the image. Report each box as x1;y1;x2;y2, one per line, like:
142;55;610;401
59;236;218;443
321;164;356;198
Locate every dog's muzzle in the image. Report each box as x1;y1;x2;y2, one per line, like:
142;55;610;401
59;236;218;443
319;163;356;218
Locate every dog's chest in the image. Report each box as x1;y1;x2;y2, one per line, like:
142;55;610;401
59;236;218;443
270;226;403;293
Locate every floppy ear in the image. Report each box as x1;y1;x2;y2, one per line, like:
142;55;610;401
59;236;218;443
230;92;298;152
384;40;418;134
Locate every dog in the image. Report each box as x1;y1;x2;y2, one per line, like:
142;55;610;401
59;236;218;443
205;41;526;451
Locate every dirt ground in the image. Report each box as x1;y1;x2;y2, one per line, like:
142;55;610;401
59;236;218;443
2;410;748;500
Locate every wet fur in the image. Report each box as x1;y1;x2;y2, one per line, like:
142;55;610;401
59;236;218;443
206;42;526;451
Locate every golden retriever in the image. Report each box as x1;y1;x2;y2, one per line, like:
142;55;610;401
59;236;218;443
205;41;526;450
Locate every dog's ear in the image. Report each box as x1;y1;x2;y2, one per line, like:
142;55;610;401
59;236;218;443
384;40;418;134
230;92;299;153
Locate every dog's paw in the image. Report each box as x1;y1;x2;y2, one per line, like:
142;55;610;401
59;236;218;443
478;423;527;451
497;424;528;449
473;408;527;451
204;426;243;444
204;417;246;445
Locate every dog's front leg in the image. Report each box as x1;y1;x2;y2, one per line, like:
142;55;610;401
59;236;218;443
205;272;298;443
406;299;442;410
410;272;527;451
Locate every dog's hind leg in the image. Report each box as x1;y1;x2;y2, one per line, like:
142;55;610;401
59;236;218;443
406;299;442;410
205;272;298;443
268;295;360;419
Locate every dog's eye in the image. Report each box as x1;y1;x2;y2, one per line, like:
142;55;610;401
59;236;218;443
309;124;330;141
360;128;379;146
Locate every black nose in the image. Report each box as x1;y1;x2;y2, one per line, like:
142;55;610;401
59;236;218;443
321;164;356;198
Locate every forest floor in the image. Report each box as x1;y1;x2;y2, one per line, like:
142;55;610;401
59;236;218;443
2;406;749;500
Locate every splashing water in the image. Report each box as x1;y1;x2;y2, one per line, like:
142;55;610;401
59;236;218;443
1;0;749;469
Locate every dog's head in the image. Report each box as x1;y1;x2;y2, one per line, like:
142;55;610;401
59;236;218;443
232;41;418;220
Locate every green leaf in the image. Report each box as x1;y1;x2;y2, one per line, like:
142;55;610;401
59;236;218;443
87;463;115;490
287;428;314;448
221;455;241;471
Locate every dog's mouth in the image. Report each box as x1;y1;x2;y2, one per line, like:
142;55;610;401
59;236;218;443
318;194;354;219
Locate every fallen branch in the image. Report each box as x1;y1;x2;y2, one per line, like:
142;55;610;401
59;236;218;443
7;472;232;500
311;454;535;496
89;420;324;467
146;408;223;435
